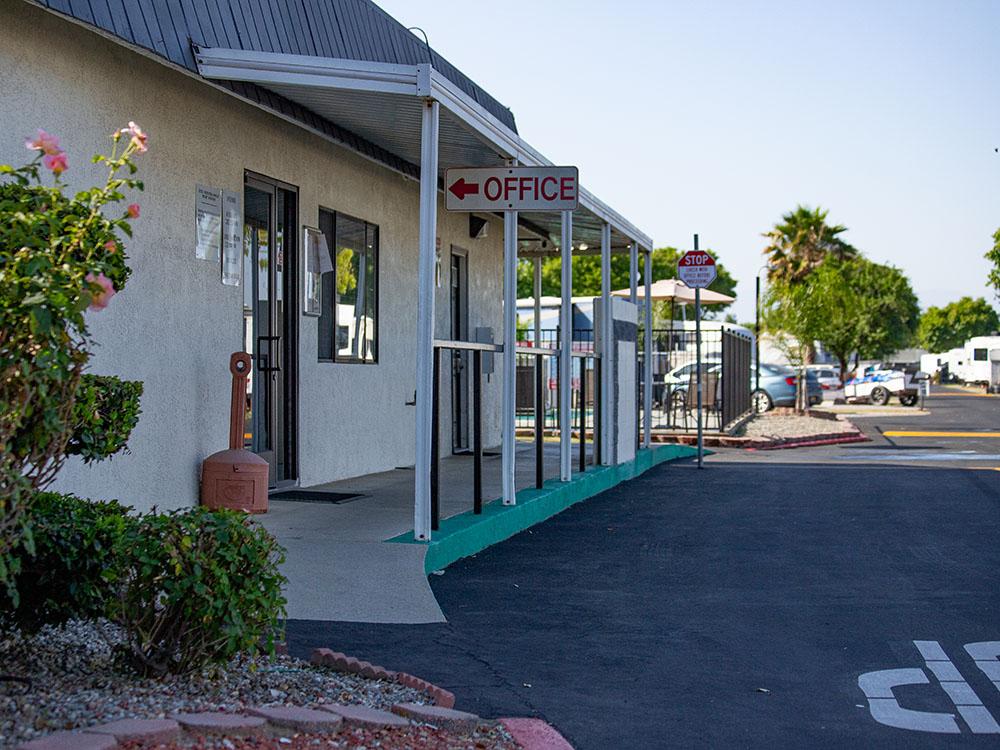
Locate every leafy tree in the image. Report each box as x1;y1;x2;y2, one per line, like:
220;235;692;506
917;297;1000;352
516;246;737;320
985;227;1000;298
763;205;857;286
764;257;919;402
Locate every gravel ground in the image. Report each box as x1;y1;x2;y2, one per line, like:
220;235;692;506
0;620;444;748
118;724;518;750
736;412;857;440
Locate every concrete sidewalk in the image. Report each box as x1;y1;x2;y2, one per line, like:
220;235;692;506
258;441;593;624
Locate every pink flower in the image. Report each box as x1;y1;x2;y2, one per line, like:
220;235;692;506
104;240;117;254
24;129;61;155
42;152;68;175
85;272;116;311
124;121;148;153
126;203;140;219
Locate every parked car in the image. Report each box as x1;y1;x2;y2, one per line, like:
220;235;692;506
806;364;842;392
654;359;721;405
752;363;823;412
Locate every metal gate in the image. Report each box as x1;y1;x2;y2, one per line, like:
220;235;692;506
720;329;752;429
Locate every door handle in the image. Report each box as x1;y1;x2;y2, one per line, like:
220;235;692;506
257;336;281;373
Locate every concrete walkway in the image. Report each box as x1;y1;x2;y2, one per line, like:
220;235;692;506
258;441;592;624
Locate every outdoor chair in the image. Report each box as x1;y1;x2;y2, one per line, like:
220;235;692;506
675;371;721;431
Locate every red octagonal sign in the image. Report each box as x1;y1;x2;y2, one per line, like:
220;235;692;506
677;250;717;289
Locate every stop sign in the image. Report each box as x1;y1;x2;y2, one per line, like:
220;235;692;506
677;250;717;289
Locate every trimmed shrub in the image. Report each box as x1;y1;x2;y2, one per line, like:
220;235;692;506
0;492;132;632
112;507;287;676
67;375;143;463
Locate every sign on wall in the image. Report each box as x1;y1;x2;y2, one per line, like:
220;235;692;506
195;185;222;262
303;226;332;316
444;166;579;212
221;190;241;286
677;250;717;289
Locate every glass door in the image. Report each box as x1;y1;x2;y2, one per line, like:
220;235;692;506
243;176;297;486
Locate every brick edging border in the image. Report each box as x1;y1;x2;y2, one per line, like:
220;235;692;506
309;648;456;709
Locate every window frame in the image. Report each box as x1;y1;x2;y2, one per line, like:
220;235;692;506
317;206;380;365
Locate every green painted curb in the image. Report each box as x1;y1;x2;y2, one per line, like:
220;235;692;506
388;444;698;574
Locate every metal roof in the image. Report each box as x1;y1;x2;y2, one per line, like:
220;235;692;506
31;0;654;251
30;0;517;132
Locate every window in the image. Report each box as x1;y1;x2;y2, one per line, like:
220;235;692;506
974;348;988;361
317;209;378;363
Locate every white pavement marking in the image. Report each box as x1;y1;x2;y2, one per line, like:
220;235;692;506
965;642;1000;694
916;639;1000;735
858;640;1000;735
834;452;1000;461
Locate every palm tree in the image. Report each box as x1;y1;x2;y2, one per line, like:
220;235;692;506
763;205;856;286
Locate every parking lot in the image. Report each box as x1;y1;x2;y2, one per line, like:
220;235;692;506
287;389;1000;748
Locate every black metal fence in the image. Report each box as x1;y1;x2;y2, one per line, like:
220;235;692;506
521;326;752;435
720;328;753;428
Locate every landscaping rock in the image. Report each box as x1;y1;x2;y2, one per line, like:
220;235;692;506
392;702;481;732
248;705;344;733
84;717;180;744
17;732;117;750
321;703;412;729
168;711;267;736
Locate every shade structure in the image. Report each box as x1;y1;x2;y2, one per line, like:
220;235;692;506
612;278;735;305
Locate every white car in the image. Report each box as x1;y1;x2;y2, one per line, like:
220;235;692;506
806;365;842;393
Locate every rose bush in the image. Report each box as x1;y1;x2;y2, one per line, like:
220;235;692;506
0;124;146;596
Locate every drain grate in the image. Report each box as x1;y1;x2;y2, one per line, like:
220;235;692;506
269;490;364;505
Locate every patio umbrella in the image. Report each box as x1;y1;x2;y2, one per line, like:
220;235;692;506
612;278;735;306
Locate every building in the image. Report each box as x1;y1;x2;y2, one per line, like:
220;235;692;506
4;0;657;539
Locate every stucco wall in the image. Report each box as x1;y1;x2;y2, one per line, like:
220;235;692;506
1;1;504;511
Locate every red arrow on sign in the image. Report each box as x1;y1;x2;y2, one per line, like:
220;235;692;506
448;178;480;201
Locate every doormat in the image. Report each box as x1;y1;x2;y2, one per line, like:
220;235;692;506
269;490;364;504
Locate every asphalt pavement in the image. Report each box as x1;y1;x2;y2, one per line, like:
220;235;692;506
287;389;1000;748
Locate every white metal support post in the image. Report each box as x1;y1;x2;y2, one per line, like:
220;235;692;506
559;210;573;481
629;241;638;303
600;222;612;465
643;247;653;448
694;233;704;469
414;99;440;541
502;206;518;504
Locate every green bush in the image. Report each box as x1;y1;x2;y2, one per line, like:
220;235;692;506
0;492;132;632
112;507;287;676
1;125;146;592
67;375;143;463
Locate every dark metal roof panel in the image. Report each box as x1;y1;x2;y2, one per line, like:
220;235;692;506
32;0;518;131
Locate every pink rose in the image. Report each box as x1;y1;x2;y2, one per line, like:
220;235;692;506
42;152;68;175
104;240;117;254
125;121;148;153
126;203;140;219
85;272;116;311
24;129;61;155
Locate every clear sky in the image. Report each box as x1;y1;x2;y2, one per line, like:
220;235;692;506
375;0;999;323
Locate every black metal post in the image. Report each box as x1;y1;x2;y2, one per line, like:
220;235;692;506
755;274;761;398
595;357;603;466
431;346;440;530
535;353;544;489
473;348;483;514
579;356;587;472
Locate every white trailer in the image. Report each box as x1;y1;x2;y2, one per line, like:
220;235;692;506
843;364;923;406
955;336;1000;386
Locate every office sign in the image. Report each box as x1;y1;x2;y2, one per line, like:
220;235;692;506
677;250;717;289
445;166;579;212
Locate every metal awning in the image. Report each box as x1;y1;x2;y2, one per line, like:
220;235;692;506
194;47;651;253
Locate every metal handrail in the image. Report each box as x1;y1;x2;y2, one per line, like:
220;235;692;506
571;350;600;359
433;338;503;352
514;345;558;356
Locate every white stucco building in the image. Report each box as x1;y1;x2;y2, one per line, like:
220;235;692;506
3;0;656;538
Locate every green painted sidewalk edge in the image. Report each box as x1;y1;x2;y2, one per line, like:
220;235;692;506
388;444;699;574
